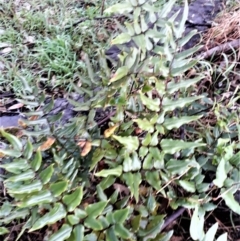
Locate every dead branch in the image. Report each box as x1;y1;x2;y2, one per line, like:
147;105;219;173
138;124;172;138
160;207;186;231
198;39;240;59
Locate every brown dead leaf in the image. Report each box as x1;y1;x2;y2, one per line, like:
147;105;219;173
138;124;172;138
0;106;7;112
186;68;197;78
18;119;27;128
135;127;142;135
139;186;149;196
77;140;86;148
2;126;22;136
104;124;119;138
8;102;24;110
38;137;56;151
28;115;39;121
170;236;183;241
113;183;130;195
80;141;92;157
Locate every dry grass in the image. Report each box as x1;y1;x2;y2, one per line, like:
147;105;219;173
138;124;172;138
203;4;240;48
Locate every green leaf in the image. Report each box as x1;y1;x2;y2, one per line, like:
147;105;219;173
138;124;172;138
74;209;87;219
39;164;54;184
138;215;164;239
85;201;108;218
134;118;154;133
158;230;174;241
123;154;132;172
162;96;202;112
6;170;35;182
106;226;119;241
149;147;164;169
150;131;159;146
97;185;108;201
161;139;205;154
145;171;161;190
133;7;141;34
155;79;166;97
84;217;103;231
123;152;141;172
48;224;72;241
203;223;218;241
143;153;153;170
163;116;202;130
0;227;9;235
50;180;68;197
30;203;66;231
190;206;204;240
1;129;22;151
131;214;141;232
18;190;53;208
216;233;228;241
73;225;84;241
63;187;83;212
1;209;29;224
91;148;105;171
166;159;199;175
105;3;133;14
171;60;198;76
98;216;110;229
178;30;198;47
99;176;116;190
139;146;148;158
142;133;151;146
131;151;141;171
140;93;160;112
112;135;139;151
222;190;240;215
31;150;42;171
67;214;80;225
229;151;240;166
111;33;131;45
9;180;42;194
95;166;122;177
113;208;129;224
167;76;203;94
178;180;196;193
0;148;22;158
175;45;202;60
147;194;157;213
0;159;29;173
109;66;129;82
213;159;227;188
133;34;146;52
159;0;176;17
23;140;33;159
175;0;188;38
122;172;141;202
114;223;131;239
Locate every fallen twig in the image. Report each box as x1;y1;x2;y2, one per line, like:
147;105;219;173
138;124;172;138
198;39;240;59
97;110;116;126
161;207;186;231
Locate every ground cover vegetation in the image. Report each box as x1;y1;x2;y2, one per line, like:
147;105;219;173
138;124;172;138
0;0;240;240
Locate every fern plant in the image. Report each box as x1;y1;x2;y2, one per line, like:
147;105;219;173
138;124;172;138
0;0;239;240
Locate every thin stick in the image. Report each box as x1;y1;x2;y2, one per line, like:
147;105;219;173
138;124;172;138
198;39;240;59
161;207;186;231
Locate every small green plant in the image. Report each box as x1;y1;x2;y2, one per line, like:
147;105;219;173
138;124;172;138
34;35;79;81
